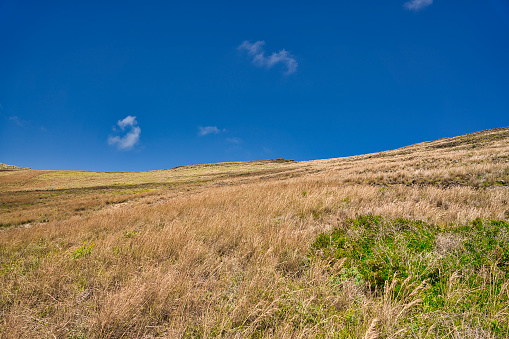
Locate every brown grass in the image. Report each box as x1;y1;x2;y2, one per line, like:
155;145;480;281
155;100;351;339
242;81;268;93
0;128;508;338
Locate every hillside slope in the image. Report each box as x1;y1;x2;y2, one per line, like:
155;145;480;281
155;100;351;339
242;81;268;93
0;162;26;170
0;127;508;338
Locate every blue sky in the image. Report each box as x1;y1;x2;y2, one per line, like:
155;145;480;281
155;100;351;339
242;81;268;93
1;0;508;171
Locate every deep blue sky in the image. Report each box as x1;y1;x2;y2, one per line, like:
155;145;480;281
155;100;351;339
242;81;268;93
1;0;508;171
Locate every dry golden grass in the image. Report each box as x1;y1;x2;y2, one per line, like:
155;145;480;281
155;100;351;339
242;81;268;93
0;128;508;338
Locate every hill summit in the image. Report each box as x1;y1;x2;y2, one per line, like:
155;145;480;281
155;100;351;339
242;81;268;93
0;162;26;170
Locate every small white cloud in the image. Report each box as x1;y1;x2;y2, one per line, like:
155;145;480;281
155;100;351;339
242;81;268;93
198;126;224;136
108;115;141;150
266;50;298;74
226;137;242;144
239;40;265;57
404;0;433;11
117;115;137;130
9;116;23;126
238;40;298;75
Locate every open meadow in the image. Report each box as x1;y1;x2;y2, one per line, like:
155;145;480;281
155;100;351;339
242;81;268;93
1;127;509;338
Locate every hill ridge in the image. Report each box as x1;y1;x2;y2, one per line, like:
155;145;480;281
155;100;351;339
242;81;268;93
0;162;28;170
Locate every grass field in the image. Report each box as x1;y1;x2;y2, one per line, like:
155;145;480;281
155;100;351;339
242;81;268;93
1;127;508;338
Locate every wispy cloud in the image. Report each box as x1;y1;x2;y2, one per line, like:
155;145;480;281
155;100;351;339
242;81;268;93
9;116;24;126
226;137;242;144
108;115;141;150
198;126;225;136
238;41;298;75
403;0;433;11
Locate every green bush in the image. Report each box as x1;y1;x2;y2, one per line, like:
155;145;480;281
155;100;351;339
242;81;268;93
72;242;95;260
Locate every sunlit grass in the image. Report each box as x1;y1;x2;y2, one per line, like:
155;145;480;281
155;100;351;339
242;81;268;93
0;128;508;338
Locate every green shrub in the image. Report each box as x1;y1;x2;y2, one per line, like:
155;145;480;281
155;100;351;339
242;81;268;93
72;242;95;260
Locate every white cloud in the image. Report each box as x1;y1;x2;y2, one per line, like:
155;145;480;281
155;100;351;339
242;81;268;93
239;40;265;57
404;0;433;11
108;115;141;150
9;116;23;126
198;126;224;136
226;137;242;144
238;40;298;75
117;115;137;129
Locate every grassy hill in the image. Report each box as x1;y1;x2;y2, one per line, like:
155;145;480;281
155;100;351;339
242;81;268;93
0;127;508;338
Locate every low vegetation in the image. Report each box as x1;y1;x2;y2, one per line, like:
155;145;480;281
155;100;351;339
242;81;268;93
312;216;509;337
0;127;508;338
